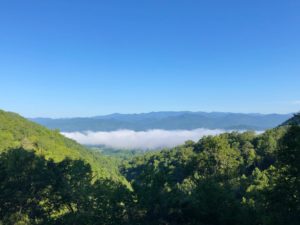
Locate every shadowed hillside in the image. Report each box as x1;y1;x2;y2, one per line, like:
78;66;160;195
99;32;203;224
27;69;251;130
281;113;300;126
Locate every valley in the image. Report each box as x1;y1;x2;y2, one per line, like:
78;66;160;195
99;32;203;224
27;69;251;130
0;109;299;224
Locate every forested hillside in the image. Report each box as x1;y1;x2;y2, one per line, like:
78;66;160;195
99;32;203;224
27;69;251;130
0;111;299;225
120;121;300;225
281;112;300;126
0;110;121;179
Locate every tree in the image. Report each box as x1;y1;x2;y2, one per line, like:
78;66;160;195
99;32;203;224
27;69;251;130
0;148;53;224
266;125;300;225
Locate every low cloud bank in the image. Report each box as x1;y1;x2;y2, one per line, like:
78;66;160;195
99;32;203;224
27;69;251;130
62;129;229;150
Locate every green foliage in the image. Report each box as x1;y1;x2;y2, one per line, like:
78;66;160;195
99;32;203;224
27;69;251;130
265;125;300;225
0;110;122;180
0;148;133;225
121;125;298;225
195;134;242;177
0;110;299;225
281;112;300;126
88;146;143;168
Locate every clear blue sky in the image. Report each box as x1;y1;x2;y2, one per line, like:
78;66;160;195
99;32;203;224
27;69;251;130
0;0;299;117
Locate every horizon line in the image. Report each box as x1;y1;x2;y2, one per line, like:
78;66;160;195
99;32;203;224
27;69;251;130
27;110;296;120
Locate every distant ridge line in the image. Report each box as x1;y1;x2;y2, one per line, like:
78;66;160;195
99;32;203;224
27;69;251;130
30;111;293;132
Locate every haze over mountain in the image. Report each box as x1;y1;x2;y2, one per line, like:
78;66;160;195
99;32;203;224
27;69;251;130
1;0;299;223
31;111;292;132
1;109;300;224
30;112;292;149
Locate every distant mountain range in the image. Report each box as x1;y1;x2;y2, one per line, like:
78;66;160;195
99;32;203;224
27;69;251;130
30;111;293;131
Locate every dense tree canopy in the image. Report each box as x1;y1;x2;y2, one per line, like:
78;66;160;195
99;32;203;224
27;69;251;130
0;110;123;180
0;110;299;225
0;149;133;225
121;125;298;225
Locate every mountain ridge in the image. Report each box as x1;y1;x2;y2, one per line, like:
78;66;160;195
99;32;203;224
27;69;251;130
30;111;293;132
280;113;300;126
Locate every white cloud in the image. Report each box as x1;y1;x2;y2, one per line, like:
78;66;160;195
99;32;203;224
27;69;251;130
61;129;228;150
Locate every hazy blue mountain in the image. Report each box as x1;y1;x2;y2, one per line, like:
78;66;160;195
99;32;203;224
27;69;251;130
31;111;293;132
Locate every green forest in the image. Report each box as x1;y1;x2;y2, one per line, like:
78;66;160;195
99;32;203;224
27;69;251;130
0;110;299;225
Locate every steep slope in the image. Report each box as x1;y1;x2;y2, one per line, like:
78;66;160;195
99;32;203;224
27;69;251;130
281;113;300;126
31;112;292;131
0;110;121;179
